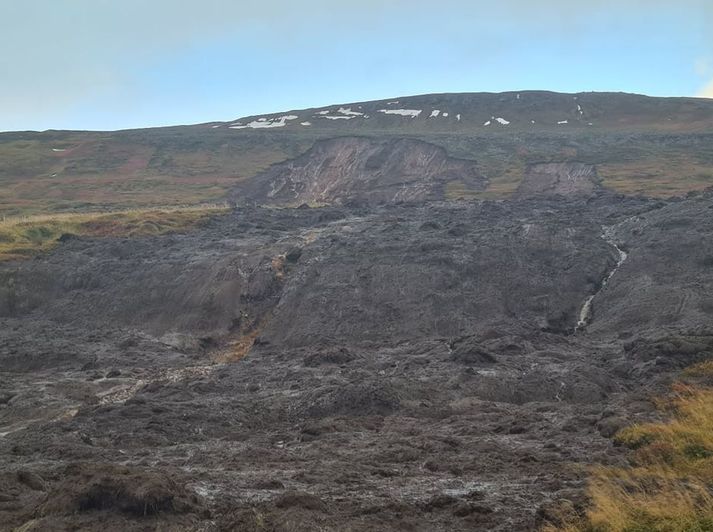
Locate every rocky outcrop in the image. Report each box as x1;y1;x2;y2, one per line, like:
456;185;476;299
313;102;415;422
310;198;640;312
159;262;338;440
516;162;601;197
232;137;487;206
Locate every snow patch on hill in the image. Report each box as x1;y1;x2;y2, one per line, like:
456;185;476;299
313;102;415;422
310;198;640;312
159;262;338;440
378;109;422;118
485;117;510;126
338;107;364;116
230;115;299;129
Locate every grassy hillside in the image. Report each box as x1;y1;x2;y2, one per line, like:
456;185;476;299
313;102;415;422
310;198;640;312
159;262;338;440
546;359;713;532
0;205;227;261
2;91;713;216
0;129;310;216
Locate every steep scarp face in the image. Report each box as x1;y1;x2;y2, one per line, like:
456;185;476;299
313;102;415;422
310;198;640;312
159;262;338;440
231;136;487;206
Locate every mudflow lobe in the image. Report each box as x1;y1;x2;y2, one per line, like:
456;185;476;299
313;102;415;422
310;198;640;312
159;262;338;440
1;173;713;530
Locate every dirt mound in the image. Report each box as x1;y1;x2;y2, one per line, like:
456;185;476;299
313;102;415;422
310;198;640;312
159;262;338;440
232;137;487;206
301;382;401;417
624;334;713;370
303;347;356;367
449;336;498;364
39;463;202;518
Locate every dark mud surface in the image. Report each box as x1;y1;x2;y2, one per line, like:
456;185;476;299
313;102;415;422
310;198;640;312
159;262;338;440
2;192;713;530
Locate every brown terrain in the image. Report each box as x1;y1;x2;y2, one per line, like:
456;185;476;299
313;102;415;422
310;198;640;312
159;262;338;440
0;91;713;531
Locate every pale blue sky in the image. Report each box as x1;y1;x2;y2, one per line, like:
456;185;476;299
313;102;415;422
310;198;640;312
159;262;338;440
1;0;712;131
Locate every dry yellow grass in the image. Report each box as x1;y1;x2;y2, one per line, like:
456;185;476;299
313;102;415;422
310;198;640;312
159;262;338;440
684;361;713;378
545;384;713;532
0;204;228;262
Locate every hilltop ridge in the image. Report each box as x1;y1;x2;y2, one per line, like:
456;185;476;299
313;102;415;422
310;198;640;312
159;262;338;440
1;91;713;215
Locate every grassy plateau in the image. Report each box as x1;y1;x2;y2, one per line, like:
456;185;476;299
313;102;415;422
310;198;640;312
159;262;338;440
0;205;228;262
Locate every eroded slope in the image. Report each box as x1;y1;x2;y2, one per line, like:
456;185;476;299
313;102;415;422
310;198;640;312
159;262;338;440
1;192;712;530
232;137;487;206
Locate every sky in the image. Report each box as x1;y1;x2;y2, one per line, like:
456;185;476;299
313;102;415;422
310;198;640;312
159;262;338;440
1;0;712;132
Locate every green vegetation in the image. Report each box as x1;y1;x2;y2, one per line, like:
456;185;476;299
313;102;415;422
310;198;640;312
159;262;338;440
0;205;228;261
0;129;311;217
4;92;713;217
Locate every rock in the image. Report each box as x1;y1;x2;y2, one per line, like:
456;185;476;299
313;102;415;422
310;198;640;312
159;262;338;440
17;470;46;491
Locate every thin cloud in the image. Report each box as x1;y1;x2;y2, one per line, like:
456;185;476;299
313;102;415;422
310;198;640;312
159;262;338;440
695;58;711;77
699;80;713;98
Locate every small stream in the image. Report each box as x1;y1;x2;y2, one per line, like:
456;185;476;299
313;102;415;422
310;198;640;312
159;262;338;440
575;226;628;332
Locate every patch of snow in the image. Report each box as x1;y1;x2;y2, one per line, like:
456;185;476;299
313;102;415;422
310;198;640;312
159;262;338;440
338;107;364;116
495;117;510;125
387;101;400;105
557;120;568;125
52;148;66;152
456;114;461;121
229;115;299;129
443;112;449;117
315;107;367;120
531;120;536;124
378;109;422;118
516;93;520;100
300;121;311;126
483;120;491;126
577;104;583;115
430;109;441;118
211;125;221;129
588;122;593;126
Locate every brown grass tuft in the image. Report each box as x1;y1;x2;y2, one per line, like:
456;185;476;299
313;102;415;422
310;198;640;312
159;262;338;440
544;384;713;531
